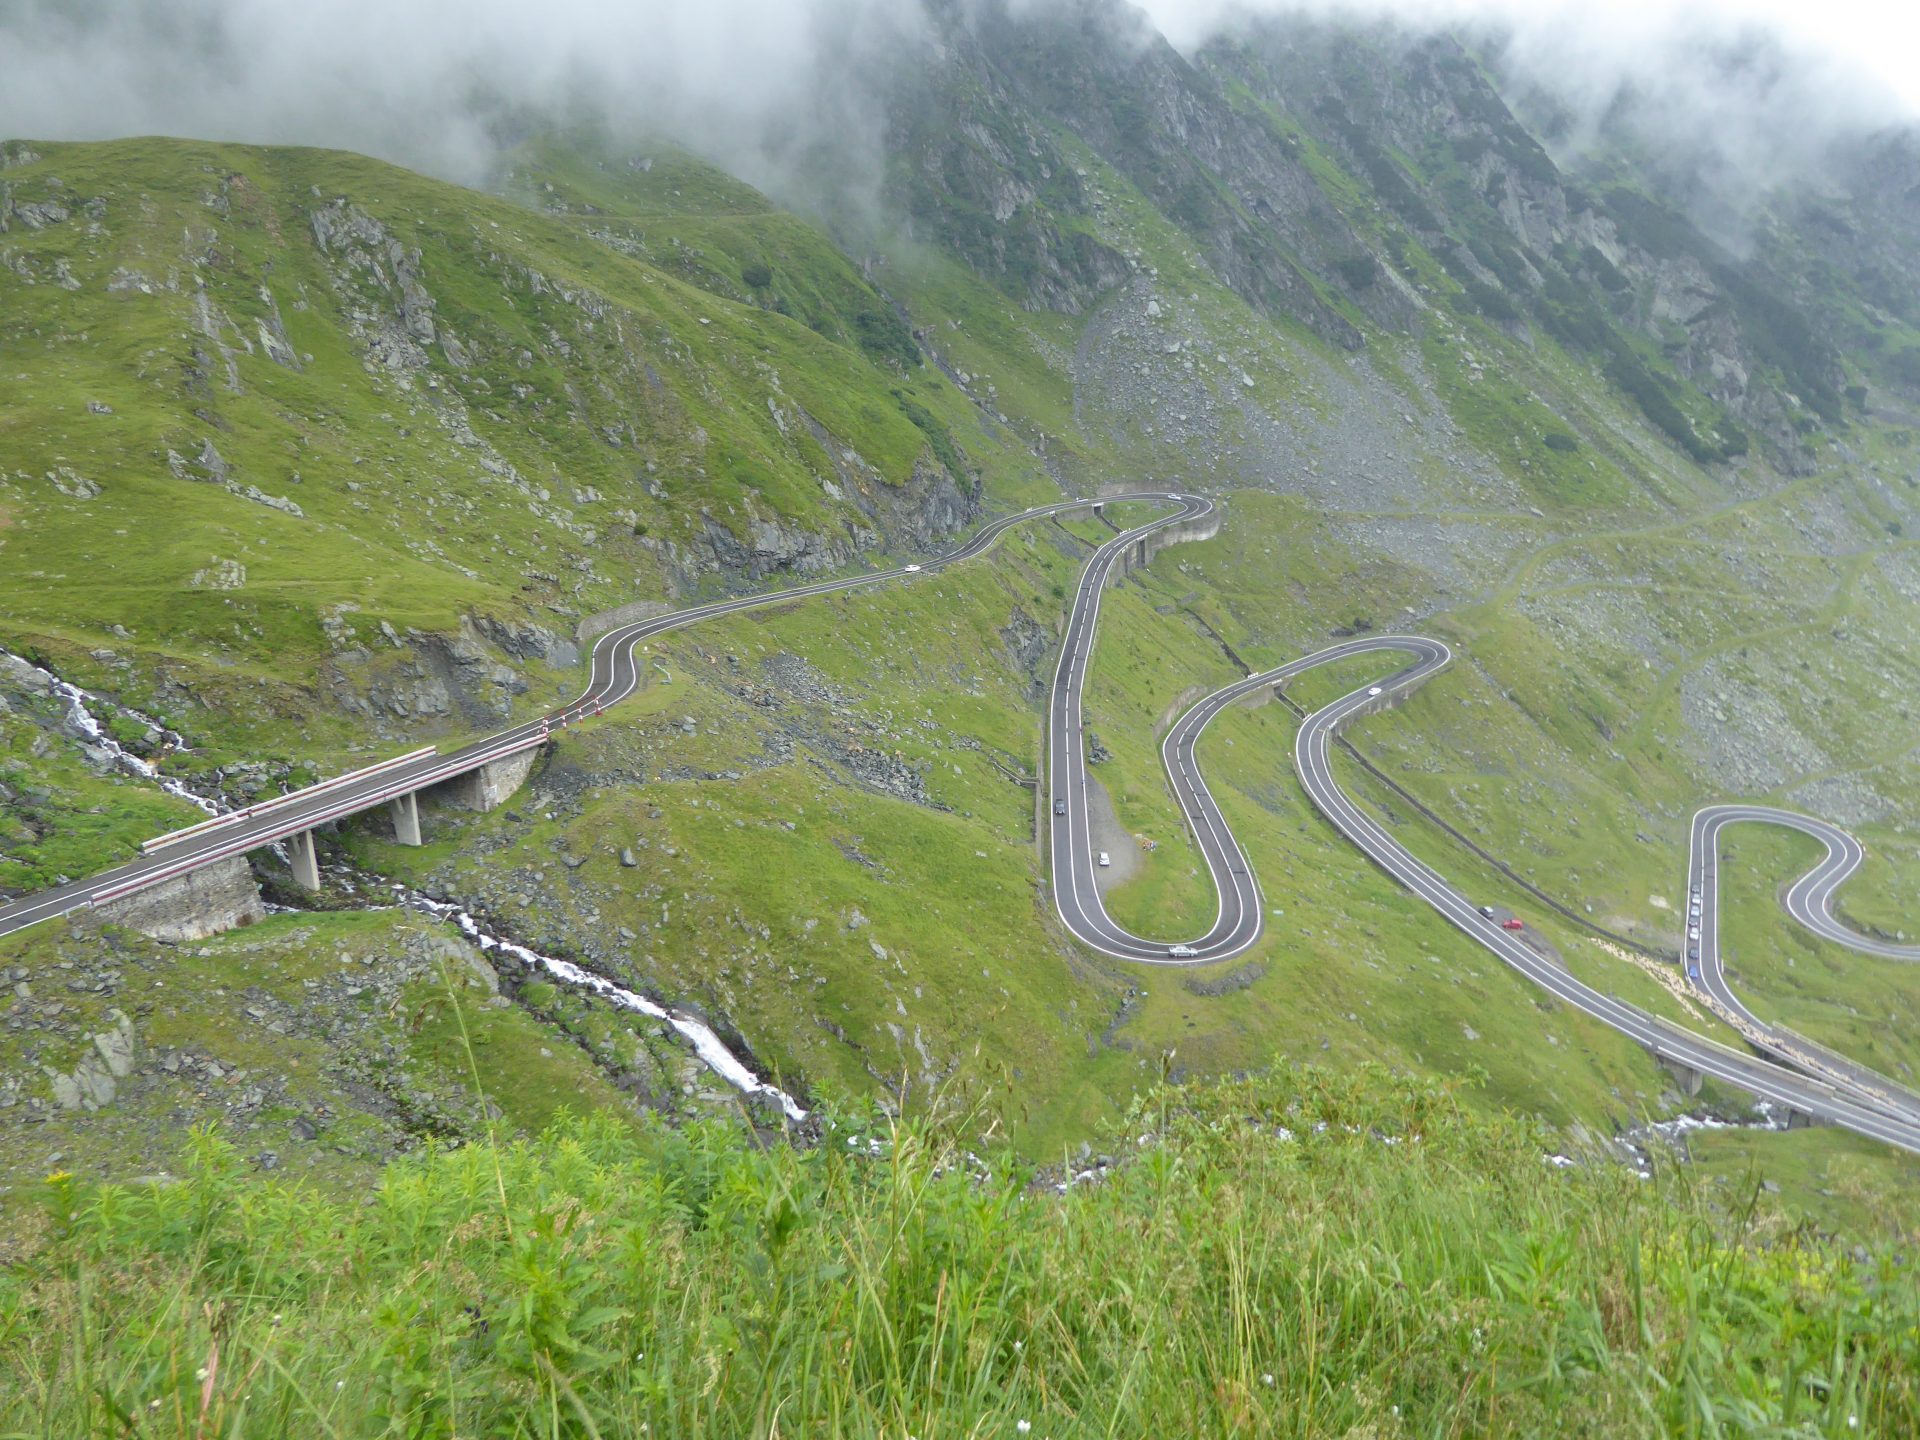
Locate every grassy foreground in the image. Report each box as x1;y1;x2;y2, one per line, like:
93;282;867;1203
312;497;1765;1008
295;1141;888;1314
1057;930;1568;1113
4;1065;1915;1438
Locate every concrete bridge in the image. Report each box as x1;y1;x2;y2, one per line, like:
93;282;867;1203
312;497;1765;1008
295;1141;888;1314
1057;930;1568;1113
0;727;548;943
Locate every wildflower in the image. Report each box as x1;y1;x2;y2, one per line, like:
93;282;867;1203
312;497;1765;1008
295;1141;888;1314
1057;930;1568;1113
194;1367;209;1383
1262;1374;1275;1386
1013;1340;1023;1352
1017;1422;1032;1435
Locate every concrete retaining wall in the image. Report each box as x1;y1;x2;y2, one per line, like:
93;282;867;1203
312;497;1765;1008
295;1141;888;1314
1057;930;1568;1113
1102;509;1223;589
1324;665;1434;735
93;854;265;942
576;598;671;645
428;746;542;812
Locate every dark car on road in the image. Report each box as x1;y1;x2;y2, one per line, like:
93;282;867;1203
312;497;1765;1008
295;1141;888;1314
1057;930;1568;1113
1054;799;1066;816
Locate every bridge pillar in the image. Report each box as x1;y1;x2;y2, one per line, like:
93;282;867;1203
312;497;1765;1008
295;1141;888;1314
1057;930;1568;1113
389;791;423;846
288;829;321;892
1654;1052;1705;1097
429;748;540;814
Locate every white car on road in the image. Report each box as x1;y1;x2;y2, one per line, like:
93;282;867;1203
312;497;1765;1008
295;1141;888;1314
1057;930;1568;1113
1167;943;1199;958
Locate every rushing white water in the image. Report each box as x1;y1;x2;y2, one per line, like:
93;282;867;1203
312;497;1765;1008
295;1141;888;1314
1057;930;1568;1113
1609;1101;1790;1179
403;889;807;1120
6;648;804;1119
2;649;216;815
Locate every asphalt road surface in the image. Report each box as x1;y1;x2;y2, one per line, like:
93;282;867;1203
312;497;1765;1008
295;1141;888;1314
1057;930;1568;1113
1686;805;1920;1110
7;490;1918;1152
0;492;1200;940
1039;524;1920;1150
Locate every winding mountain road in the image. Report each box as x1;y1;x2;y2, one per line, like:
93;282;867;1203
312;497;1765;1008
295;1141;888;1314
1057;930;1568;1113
4;491;1917;1152
0;492;1202;941
1685;805;1920;1111
1042;507;1920;1152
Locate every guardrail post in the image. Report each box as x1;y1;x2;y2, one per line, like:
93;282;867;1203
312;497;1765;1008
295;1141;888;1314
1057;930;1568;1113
390;791;423;846
289;829;321;892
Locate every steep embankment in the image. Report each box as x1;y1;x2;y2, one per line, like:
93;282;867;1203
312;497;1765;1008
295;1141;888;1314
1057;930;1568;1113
5;0;1920;1216
7;1066;1919;1436
0;137;1012;798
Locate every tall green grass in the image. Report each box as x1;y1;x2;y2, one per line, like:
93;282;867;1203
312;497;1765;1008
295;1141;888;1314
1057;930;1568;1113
4;1064;1913;1437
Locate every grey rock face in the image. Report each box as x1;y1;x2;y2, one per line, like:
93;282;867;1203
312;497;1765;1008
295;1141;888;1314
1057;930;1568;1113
309;198;443;370
45;1009;139;1111
46;466;100;500
472;614;581;672
682;454;978;586
999;606;1054;698
92;854;267;942
329;615;526;727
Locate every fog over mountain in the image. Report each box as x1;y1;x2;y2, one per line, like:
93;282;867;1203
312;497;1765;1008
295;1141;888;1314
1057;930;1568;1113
4;0;1914;219
0;0;932;188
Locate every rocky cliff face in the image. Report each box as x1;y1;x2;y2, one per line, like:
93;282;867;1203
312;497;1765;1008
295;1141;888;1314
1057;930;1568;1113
1198;19;1848;471
894;0;1384;347
668;455;979;587
886;3;1912;478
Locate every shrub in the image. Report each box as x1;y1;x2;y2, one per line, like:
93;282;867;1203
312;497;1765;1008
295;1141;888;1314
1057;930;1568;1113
1454;279;1519;324
1581;243;1630;293
853;308;920;371
1335;254;1380;290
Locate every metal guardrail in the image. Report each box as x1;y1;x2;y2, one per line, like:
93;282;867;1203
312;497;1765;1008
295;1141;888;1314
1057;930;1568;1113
140;747;438;854
96;731;546;905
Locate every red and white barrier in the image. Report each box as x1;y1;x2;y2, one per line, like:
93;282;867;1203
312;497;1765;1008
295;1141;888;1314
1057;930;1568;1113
141;746;439;854
100;729;548;905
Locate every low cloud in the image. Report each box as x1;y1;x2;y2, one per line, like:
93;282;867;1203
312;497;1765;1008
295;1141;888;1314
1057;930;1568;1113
0;0;929;193
2;0;1912;234
1141;1;1917;244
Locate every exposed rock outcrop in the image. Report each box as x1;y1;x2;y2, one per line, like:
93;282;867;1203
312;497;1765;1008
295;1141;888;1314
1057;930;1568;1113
44;1009;140;1111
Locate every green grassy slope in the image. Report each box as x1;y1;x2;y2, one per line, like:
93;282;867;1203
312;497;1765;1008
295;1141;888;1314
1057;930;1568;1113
6;1065;1917;1437
0;139;1027;723
2;119;1916;1229
0;136;1058;884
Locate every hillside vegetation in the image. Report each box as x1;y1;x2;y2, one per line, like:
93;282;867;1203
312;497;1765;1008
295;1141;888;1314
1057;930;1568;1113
5;0;1920;1282
7;1065;1918;1438
0;136;1015;777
